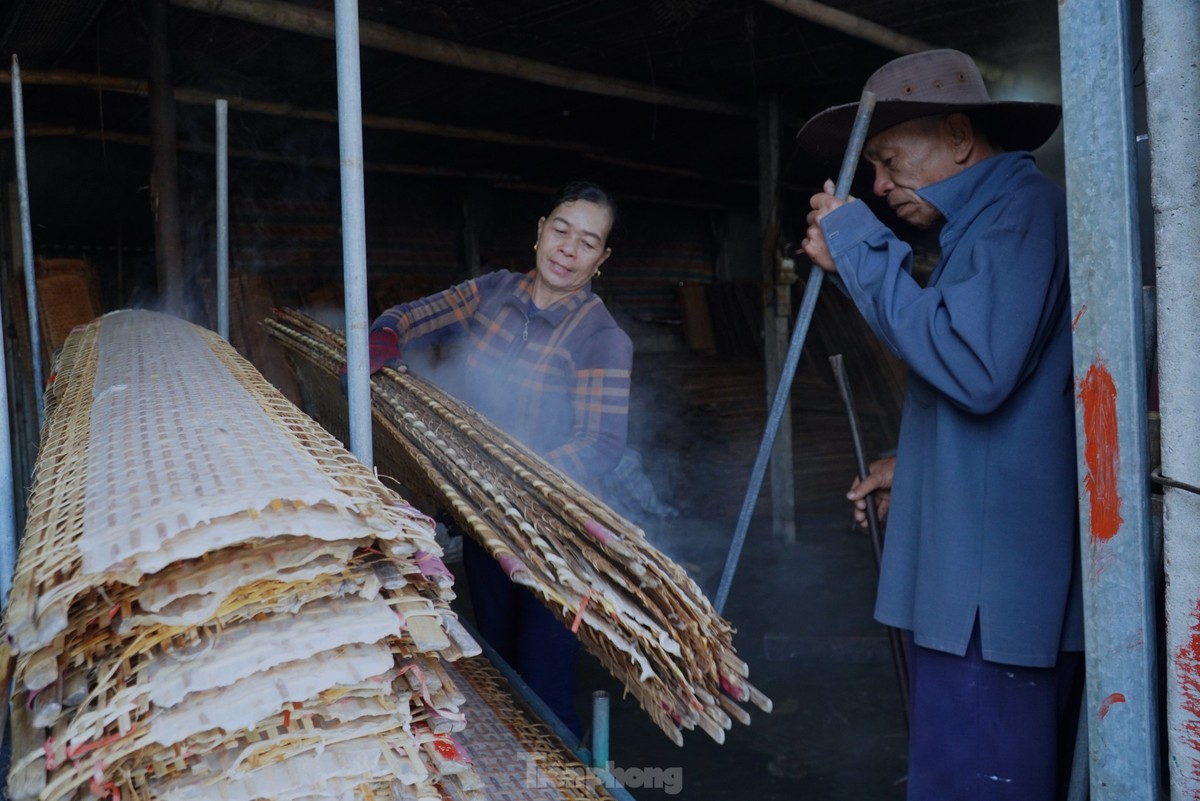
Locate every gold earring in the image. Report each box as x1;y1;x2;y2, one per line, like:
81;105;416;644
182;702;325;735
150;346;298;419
594;269;601;279
533;242;538;252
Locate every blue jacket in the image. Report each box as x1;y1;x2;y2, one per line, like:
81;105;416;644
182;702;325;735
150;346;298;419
820;151;1084;667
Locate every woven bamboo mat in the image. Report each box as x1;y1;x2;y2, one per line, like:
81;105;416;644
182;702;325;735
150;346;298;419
266;309;772;749
448;657;619;801
2;309;485;801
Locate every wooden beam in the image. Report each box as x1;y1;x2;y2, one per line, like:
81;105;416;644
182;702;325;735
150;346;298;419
3;127;734;209
759;0;1018;85
148;0;186;319
0;70;751;188
757;94;796;544
172;0;746;116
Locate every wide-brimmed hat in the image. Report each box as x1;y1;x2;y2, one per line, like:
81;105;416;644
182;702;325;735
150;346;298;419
797;49;1061;159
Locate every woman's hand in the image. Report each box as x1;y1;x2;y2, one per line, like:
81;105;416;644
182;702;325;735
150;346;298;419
848;456;895;528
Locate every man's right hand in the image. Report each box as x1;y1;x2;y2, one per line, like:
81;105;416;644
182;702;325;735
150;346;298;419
848;456;895;528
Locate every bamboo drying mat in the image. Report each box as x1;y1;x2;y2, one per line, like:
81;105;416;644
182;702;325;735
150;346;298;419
266;309;772;748
3;309;486;801
449;656;619;801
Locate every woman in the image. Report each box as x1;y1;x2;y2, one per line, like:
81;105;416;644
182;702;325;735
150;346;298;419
366;181;631;736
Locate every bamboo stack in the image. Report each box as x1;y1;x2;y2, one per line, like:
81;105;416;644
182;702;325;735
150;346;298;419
2;309;485;801
266;308;772;746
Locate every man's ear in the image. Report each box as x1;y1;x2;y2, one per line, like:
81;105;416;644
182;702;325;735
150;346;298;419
944;113;976;164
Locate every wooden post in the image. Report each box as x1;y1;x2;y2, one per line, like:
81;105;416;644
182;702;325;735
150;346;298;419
147;0;185;318
757;95;796;543
461;189;483;278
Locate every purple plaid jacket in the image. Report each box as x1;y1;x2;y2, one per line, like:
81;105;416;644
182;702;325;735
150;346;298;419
373;270;632;489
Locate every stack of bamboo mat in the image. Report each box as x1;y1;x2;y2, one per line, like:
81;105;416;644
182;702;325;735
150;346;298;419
266;308;772;747
1;309;484;801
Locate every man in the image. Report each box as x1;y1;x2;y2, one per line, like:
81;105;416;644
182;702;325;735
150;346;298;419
798;50;1083;800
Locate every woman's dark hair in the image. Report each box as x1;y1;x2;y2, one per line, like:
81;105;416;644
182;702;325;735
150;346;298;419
546;181;619;244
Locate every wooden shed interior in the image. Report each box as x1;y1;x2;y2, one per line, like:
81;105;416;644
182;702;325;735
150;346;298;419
0;2;1098;798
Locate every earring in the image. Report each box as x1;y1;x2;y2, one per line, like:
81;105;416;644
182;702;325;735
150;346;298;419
533;242;538;252
594;269;601;279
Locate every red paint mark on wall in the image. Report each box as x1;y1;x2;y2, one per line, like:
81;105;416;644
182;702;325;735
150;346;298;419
1173;601;1200;782
1098;692;1126;720
1072;304;1087;331
1079;363;1123;540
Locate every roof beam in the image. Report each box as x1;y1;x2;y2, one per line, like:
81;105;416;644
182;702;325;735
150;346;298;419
1;126;732;210
759;0;1017;85
171;0;746;116
0;69;752;188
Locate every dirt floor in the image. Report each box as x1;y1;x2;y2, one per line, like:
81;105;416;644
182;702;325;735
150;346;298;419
451;341;911;800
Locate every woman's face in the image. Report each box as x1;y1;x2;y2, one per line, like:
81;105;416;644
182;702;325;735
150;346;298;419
532;199;613;306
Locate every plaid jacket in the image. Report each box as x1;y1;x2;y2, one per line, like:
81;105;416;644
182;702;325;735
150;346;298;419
373;270;632;489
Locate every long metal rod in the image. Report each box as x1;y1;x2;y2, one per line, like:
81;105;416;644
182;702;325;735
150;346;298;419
334;0;373;467
215;98;230;340
9;56;44;428
1058;0;1161;797
1144;0;1200;794
714;89;876;614
0;236;15;604
829;353;909;724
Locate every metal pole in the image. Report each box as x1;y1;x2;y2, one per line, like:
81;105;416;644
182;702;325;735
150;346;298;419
591;690;610;770
714;89;876;614
1058;0;1161;798
0;251;15;604
10;56;44;429
829;353;909;724
333;0;372;467
215;98;230;340
1144;0;1200;796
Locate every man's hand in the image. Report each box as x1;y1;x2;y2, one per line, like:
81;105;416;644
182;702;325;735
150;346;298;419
801;179;851;273
848;456;895;528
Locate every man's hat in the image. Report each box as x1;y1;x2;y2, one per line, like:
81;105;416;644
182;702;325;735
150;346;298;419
797;49;1061;158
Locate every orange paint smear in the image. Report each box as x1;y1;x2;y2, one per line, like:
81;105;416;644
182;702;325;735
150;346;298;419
1098;692;1126;720
1072;304;1087;331
1080;363;1123;540
1173;601;1200;782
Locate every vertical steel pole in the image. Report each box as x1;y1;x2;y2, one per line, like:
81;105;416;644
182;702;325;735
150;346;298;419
1144;0;1200;796
0;251;15;604
333;0;372;467
10;56;44;428
591;690;610;770
1058;1;1162;798
215;98;230;341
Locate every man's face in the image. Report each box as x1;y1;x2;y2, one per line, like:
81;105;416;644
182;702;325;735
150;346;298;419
863;117;962;229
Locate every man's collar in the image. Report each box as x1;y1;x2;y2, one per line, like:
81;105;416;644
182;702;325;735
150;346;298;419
916;150;1030;223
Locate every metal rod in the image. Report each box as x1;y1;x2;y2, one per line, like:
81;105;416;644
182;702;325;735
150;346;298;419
1058;0;1161;797
0;240;15;604
215;98;229;340
10;56;44;428
591;690;610;770
829;353;909;724
1144;0;1200;792
714;89;876;614
334;0;373;467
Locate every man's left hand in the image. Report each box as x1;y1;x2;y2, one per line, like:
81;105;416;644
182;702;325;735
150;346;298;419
801;179;850;273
